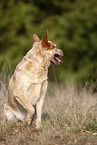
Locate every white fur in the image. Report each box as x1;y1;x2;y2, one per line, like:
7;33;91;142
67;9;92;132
4;104;26;121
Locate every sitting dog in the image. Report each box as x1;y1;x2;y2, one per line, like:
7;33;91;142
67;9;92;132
4;30;63;128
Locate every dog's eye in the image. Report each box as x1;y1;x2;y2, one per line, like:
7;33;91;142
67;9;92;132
49;43;56;50
54;44;56;48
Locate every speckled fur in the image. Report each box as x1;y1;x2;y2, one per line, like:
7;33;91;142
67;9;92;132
4;30;63;128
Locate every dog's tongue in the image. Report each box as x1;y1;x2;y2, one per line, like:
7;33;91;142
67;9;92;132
54;56;63;64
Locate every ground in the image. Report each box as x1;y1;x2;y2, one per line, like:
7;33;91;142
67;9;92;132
0;75;97;145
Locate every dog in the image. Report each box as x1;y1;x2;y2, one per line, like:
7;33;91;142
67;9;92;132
4;30;63;128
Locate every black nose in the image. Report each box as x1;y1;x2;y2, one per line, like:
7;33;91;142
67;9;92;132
61;50;64;56
62;50;64;56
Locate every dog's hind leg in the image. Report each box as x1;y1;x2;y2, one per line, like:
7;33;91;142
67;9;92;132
15;94;35;125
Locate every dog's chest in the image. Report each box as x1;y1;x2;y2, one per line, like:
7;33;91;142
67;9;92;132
27;83;42;105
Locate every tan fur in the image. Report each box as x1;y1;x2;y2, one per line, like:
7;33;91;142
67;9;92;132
4;30;63;128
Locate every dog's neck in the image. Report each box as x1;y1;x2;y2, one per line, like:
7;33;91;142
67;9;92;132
24;47;51;71
31;45;51;67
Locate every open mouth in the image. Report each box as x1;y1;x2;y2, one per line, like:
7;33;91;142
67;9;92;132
54;54;63;64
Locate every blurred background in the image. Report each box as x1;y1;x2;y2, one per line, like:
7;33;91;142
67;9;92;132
0;0;97;88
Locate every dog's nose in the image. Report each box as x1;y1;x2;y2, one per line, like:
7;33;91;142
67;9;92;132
59;49;63;56
61;50;64;56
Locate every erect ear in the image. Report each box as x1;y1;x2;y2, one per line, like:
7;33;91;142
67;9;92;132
42;30;49;48
33;34;40;43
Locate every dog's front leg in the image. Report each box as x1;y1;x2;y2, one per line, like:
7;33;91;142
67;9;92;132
36;98;44;129
36;80;48;129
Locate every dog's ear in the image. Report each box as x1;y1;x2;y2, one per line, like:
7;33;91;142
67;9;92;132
42;30;50;48
33;34;40;43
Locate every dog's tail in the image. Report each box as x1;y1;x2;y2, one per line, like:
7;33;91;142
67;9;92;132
4;104;15;121
4;75;26;122
4;104;26;121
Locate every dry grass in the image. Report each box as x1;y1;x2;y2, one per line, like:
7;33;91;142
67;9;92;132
0;70;97;145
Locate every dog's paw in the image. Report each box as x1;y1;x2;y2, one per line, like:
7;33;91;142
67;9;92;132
36;122;42;129
24;118;32;126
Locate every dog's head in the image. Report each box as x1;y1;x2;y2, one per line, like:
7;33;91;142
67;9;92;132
33;30;63;65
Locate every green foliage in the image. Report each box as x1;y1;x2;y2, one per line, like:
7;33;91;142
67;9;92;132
0;0;97;86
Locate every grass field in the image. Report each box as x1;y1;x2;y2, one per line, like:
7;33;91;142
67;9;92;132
0;71;97;145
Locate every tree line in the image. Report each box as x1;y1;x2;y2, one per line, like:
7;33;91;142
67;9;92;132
0;0;97;88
